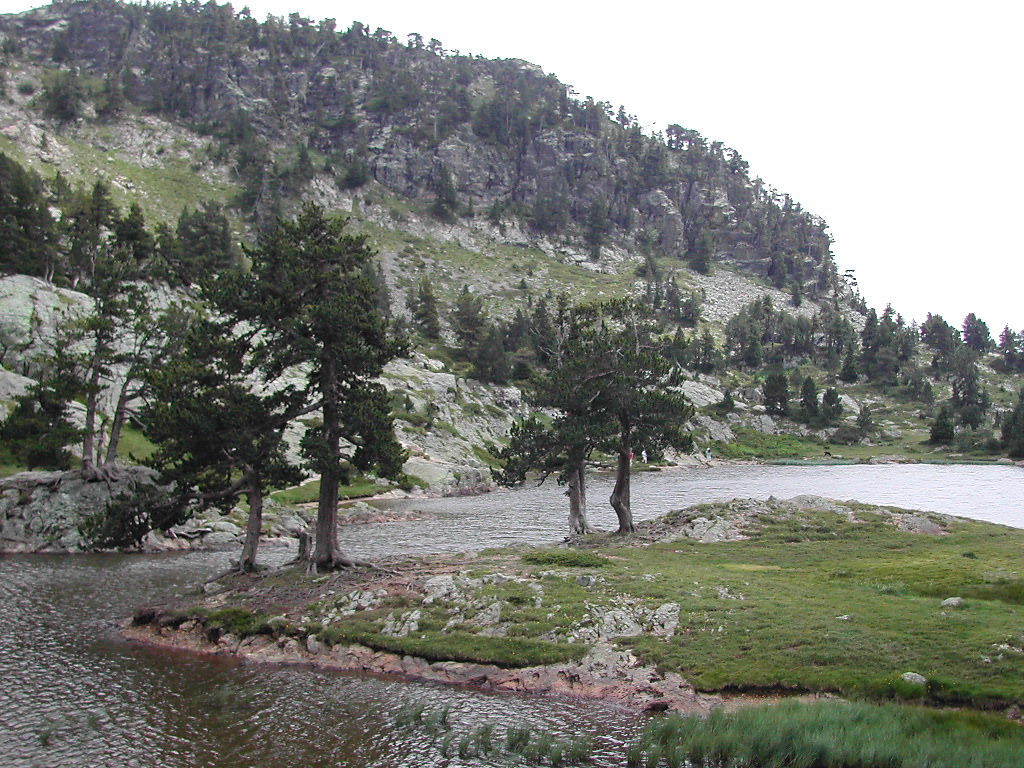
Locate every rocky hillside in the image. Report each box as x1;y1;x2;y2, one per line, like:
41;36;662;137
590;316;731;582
0;0;843;297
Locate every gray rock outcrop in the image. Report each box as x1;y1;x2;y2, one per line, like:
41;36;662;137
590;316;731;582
0;467;160;552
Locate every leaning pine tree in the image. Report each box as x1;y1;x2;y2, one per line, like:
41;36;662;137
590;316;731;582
226;204;406;570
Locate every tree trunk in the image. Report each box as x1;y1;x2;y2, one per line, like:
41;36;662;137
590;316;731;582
313;354;343;567
103;378;132;467
567;465;594;535
239;469;262;573
312;357;371;569
81;361;102;476
609;420;634;533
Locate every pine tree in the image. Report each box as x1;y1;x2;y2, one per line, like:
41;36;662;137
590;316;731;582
450;284;486;348
222;203;405;569
406;277;442;340
501;299;693;534
930;405;955;444
0;152;57;279
800;376;818;422
856;405;873;435
821;388;843;424
715;389;735;414
1000;390;1024;458
962;313;993;352
763;372;789;416
0;345;83;470
839;348;859;383
142;315;304;571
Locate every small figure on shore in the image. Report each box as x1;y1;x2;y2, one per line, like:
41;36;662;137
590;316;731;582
641;449;648;463
705;446;713;460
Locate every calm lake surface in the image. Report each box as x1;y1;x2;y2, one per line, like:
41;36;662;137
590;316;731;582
2;463;1022;767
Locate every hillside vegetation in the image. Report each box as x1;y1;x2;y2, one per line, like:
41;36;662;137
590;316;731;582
1;0;1023;506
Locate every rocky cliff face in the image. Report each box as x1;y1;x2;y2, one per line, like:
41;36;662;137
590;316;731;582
1;1;841;297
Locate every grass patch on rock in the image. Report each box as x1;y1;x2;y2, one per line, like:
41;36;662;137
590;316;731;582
320;625;584;668
711;428;823;460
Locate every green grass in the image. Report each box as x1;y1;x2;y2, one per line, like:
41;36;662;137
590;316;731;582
521;549;612;568
204;607;274;638
0;126;236;225
628;700;1024;768
612;510;1024;706
352;207;637;317
116;424;157;462
318;625;585;668
156;498;1024;711
0;459;24;479
270;476;386;504
712;427;823;460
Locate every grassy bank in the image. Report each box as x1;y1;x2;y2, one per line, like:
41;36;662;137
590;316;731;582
616;502;1024;707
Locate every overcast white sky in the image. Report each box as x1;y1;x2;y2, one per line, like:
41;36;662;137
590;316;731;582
7;0;1022;333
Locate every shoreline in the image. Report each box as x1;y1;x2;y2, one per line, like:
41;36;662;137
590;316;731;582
116;496;1024;719
121;617;728;714
4;457;1021;555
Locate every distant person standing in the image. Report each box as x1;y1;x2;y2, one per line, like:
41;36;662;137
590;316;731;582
641;449;648;463
705;446;713;460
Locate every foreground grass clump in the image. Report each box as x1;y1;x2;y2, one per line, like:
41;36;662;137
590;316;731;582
204;607;275;638
627;700;1024;767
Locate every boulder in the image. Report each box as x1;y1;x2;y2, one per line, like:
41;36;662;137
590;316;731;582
0;467;162;552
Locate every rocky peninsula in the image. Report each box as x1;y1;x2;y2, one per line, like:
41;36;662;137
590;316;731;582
123;497;1024;716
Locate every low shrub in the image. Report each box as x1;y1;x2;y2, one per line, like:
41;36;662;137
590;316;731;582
205;607;272;638
521;549;611;568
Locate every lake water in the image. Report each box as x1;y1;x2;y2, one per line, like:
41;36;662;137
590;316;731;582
2;463;1021;767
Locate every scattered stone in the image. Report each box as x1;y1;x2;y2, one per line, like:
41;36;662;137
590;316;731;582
941;597;964;608
715;585;743;600
473;601;503;626
894;514;946;535
381;609;420;637
421;574;466;605
650;603;680;637
901;672;928;686
598;609;644;639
